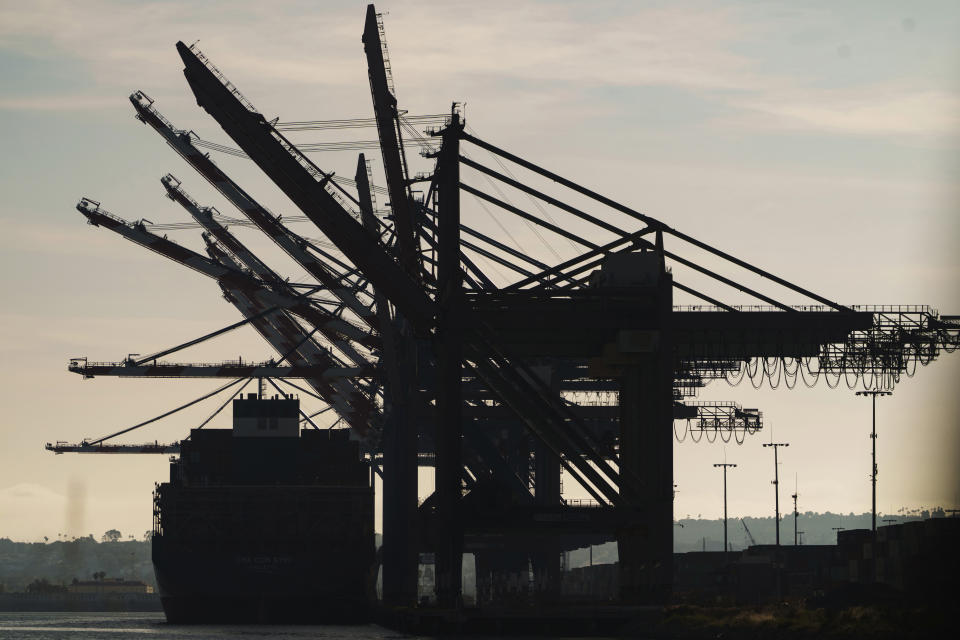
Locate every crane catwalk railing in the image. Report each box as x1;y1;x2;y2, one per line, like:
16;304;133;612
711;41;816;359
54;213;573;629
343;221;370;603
69;357;334;370
162;174;202;211
266;125;360;219
67;364;367;379
376;11;396;96
187;43;259;114
674;304;939;315
47;441;181;454
131;91;177;133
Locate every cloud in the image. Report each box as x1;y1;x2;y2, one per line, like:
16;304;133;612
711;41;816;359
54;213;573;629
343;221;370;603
726;88;960;137
386;3;753;91
1;1;957;138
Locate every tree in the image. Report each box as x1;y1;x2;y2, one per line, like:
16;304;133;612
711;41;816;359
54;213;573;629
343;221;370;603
26;578;66;594
92;571;106;581
101;529;122;543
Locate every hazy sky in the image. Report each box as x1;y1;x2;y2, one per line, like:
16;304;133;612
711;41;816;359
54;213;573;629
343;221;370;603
1;0;958;542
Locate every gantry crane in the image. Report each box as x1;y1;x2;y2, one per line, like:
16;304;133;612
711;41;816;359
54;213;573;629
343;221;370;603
52;3;959;611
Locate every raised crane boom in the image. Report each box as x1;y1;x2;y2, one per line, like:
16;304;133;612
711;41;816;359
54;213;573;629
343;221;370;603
362;4;420;280
175;42;436;329
203;237;379;434
76;198;377;351
162;176;374;370
129;91;378;331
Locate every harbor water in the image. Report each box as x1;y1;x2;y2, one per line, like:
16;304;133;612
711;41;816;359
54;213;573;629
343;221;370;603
0;612;426;640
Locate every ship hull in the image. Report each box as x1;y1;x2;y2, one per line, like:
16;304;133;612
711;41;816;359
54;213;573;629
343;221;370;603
158;595;367;625
153;537;371;624
152;482;375;624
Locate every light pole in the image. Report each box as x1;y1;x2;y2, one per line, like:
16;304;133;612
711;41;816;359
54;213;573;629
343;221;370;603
714;463;736;555
763;442;789;546
856;390;891;532
791;479;799;546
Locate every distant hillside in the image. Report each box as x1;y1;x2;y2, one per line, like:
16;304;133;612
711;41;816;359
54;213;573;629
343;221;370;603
2;509;948;590
0;537;154;593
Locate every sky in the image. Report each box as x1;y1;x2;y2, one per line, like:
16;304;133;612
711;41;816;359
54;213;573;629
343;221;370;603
0;0;958;542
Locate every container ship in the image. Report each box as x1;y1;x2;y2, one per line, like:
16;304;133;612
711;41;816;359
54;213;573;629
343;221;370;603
151;392;375;623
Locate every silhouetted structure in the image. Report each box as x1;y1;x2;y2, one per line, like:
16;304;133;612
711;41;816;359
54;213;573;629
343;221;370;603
48;2;960;627
856;389;892;532
763;442;789;546
152;394;374;623
713;462;736;554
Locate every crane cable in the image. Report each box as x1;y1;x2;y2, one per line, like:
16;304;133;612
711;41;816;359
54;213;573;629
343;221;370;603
83;377;248;446
81;304;334;445
195;377;255;430
276;113;447;131
466;123;581;257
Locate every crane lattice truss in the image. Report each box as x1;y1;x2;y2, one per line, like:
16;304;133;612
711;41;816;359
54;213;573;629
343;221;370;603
57;4;958;606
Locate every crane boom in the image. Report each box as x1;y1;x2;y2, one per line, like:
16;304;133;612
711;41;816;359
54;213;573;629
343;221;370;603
362;4;420;279
166;180;375;371
76;197;384;434
175;42;436;329
46;441;180;454
129;91;378;330
204;239;379;434
162;174;280;285
76;198;377;350
68;359;365;379
203;237;368;380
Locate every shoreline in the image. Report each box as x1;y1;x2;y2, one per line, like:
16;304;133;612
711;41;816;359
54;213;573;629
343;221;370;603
0;592;162;613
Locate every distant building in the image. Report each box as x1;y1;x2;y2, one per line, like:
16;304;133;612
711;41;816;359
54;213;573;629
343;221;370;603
68;578;154;595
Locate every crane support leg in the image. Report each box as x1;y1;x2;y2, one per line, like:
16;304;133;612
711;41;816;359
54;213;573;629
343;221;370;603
616;275;674;604
380;368;419;606
532;436;562;602
434;113;464;608
360;153;420;607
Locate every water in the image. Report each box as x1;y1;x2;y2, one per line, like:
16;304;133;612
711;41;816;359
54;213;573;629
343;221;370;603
0;613;421;640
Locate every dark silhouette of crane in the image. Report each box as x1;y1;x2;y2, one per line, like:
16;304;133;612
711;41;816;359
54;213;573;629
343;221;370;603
48;2;960;611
